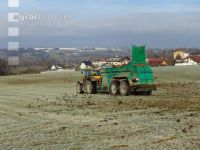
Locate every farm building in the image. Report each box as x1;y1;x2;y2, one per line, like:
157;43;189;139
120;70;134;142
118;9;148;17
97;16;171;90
147;58;168;66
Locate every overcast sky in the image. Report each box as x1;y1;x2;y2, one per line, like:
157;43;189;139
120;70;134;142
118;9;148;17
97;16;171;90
0;0;200;48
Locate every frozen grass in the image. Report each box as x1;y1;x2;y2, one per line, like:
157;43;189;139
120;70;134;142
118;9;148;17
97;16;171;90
0;66;200;149
153;65;200;82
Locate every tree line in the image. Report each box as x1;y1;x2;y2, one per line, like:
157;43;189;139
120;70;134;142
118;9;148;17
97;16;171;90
0;58;8;76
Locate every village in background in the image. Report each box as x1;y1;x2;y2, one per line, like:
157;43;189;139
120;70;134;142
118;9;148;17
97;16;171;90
0;47;200;75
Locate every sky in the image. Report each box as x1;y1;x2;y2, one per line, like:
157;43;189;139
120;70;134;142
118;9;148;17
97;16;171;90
0;0;200;48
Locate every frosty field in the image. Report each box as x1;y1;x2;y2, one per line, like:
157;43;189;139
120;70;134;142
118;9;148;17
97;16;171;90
0;66;200;150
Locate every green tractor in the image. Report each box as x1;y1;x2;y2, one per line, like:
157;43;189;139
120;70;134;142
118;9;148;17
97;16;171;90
76;45;156;96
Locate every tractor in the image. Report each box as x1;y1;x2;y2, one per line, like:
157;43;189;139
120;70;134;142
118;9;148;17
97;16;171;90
76;45;156;96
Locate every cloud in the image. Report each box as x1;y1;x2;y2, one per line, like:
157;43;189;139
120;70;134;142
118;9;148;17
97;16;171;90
19;11;200;35
13;11;200;48
1;0;200;48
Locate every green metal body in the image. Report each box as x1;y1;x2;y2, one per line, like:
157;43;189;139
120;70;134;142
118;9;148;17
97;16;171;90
98;45;156;92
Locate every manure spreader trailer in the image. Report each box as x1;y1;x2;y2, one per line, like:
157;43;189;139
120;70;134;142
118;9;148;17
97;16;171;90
76;45;156;96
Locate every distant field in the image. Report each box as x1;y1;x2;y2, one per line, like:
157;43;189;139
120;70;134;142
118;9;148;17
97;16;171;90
0;66;200;149
153;65;200;82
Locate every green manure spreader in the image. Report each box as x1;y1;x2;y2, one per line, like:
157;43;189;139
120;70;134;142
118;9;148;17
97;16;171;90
76;45;156;96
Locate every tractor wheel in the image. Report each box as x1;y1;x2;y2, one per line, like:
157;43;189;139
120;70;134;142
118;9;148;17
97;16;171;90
119;80;130;96
76;82;83;94
110;81;119;96
92;81;97;94
85;80;94;94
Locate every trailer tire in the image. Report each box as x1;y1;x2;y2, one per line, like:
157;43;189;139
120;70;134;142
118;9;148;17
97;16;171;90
76;82;83;94
85;80;95;94
144;91;152;96
110;81;119;96
119;80;130;96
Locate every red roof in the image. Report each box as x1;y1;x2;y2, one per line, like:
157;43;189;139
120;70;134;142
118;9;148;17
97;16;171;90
148;58;167;63
148;58;168;66
190;55;200;63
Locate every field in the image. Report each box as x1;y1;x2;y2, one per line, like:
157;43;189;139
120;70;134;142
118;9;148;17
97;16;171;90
0;66;200;150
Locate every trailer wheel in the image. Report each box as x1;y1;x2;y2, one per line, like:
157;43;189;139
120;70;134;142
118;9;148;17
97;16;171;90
110;81;119;96
144;91;152;96
85;80;94;94
76;82;83;94
119;81;130;96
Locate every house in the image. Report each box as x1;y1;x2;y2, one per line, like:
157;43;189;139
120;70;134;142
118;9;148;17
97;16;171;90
190;55;200;64
121;57;131;65
174;50;199;66
92;57;131;69
106;57;121;66
92;60;107;68
51;65;63;71
80;61;93;69
174;51;190;62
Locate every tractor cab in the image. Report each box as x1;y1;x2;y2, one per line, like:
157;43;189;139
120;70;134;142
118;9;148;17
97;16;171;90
76;68;102;94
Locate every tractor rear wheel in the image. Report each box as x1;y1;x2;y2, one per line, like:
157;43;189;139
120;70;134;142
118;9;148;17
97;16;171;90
76;82;83;94
110;81;119;96
119;81;130;96
85;80;95;94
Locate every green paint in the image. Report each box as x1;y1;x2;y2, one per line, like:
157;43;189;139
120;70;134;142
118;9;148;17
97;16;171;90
100;45;156;92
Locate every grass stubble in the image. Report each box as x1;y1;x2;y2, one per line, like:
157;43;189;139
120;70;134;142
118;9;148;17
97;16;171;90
0;66;200;149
